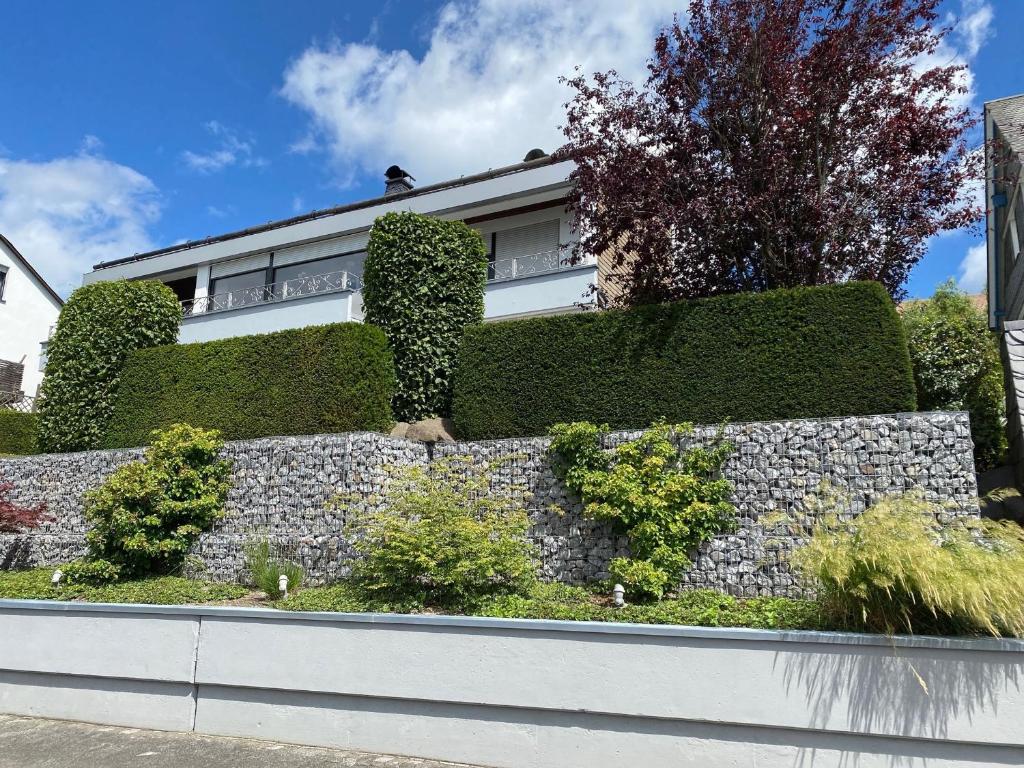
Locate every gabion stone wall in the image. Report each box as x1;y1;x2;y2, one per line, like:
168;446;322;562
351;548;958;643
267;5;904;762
0;412;978;596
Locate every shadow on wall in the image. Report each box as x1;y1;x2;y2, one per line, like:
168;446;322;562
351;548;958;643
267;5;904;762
782;641;1021;767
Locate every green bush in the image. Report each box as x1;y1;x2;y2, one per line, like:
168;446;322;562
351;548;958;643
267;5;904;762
791;490;1024;637
548;421;735;599
340;457;538;610
0;411;38;455
37;280;181;453
363;211;487;422
105;323;395;447
901;281;1007;471
243;538;304;597
454;282;916;439
64;424;231;584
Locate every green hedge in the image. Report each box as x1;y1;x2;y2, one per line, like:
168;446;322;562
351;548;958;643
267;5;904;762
104;323;396;448
0;411;38;455
453;282;916;439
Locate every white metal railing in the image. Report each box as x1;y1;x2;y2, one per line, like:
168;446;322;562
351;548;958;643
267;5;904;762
182;270;361;315
488;249;569;281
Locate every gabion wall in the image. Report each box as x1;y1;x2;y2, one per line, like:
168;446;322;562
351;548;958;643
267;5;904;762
0;412;978;597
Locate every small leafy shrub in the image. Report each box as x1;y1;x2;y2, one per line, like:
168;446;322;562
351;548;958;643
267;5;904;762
243;538;304;597
548;421;735;599
37;280;181;453
106;323;395;447
0;479;49;533
454;281;916;439
901;281;1006;471
0;411;38;455
342;457;538;609
363;211;487;421
64;424;231;584
791;490;1024;637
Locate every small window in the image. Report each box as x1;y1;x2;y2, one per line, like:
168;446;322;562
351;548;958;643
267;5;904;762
0;267;7;300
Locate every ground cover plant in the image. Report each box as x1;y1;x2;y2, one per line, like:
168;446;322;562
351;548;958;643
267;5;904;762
548;421;734;599
64;424;231;584
0;568;246;604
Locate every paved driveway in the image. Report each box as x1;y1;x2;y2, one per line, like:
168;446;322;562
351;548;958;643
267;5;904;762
0;714;482;768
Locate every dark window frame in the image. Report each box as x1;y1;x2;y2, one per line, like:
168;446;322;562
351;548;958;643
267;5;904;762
0;266;7;301
208;267;271;300
270;248;367;284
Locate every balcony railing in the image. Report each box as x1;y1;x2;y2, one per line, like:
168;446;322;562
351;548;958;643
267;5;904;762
0;392;36;413
488;249;570;281
182;270;361;315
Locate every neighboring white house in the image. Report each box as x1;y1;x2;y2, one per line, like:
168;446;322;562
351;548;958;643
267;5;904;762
0;233;63;403
82;153;606;345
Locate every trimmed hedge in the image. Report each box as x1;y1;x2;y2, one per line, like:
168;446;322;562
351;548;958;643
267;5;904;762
453;282;916;439
37;280;181;453
104;323;396;448
0;411;38;455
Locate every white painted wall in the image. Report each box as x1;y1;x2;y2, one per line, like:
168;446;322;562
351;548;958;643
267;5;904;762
485;265;596;318
1;601;1021;768
0;240;62;397
178;291;358;345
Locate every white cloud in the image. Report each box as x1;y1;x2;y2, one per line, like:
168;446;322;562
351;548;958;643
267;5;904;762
280;0;678;183
181;120;268;174
0;147;160;296
955;0;994;58
912;0;994;111
958;241;987;292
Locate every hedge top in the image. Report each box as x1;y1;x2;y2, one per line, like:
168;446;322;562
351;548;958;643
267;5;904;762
452;281;916;439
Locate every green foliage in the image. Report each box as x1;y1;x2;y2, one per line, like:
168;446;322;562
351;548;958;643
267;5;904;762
105;323;395;447
901;281;1007;471
0;567;246;604
548;421;735;599
341;457;538;610
454;282;916;439
281;580;822;630
243;538;304;597
37;280;181;453
65;424;231;584
363;211;487;421
0;412;38;455
791;490;1024;637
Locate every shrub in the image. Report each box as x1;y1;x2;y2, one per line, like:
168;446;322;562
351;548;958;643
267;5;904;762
454;281;916;439
0;412;38;455
0;479;49;533
341;457;538;610
363;211;487;422
243;538;304;597
64;424;231;584
549;421;734;599
791;490;1024;637
105;323;395;447
37;280;181;453
901;282;1007;471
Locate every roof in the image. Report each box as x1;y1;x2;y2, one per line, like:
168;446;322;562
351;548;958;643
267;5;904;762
0;232;64;306
987;93;1024;157
92;154;561;271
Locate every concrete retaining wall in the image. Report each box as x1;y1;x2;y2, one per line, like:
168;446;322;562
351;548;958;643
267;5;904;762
0;600;1020;767
0;412;979;596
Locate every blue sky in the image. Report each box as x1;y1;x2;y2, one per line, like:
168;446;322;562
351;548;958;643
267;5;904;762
0;0;1020;297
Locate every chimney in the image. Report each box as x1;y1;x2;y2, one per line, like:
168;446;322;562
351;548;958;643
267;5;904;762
385;165;415;196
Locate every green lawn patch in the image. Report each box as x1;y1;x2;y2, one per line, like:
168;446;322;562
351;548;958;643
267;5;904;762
0;568;247;605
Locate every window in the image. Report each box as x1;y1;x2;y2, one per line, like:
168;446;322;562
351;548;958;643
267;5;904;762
209;269;267;309
273;252;365;298
489;220;561;280
0;267;6;300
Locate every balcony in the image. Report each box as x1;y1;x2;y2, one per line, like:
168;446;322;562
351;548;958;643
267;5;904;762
488;249;570;282
181;270;361;316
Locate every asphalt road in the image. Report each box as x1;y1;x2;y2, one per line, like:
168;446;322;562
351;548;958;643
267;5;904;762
0;714;482;768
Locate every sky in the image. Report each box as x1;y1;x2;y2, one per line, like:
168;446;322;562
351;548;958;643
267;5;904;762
0;0;1020;298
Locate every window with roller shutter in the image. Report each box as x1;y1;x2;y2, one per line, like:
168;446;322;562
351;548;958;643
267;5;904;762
489;219;560;280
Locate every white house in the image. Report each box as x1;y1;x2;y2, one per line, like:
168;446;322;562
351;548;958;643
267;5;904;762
82;153;610;345
0;234;63;403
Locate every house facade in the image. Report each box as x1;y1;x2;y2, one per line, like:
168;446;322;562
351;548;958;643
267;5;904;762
0;234;63;404
82;154;599;345
985;94;1024;482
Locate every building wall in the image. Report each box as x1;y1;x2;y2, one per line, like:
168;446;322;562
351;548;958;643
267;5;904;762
0;241;61;397
0;412;977;596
